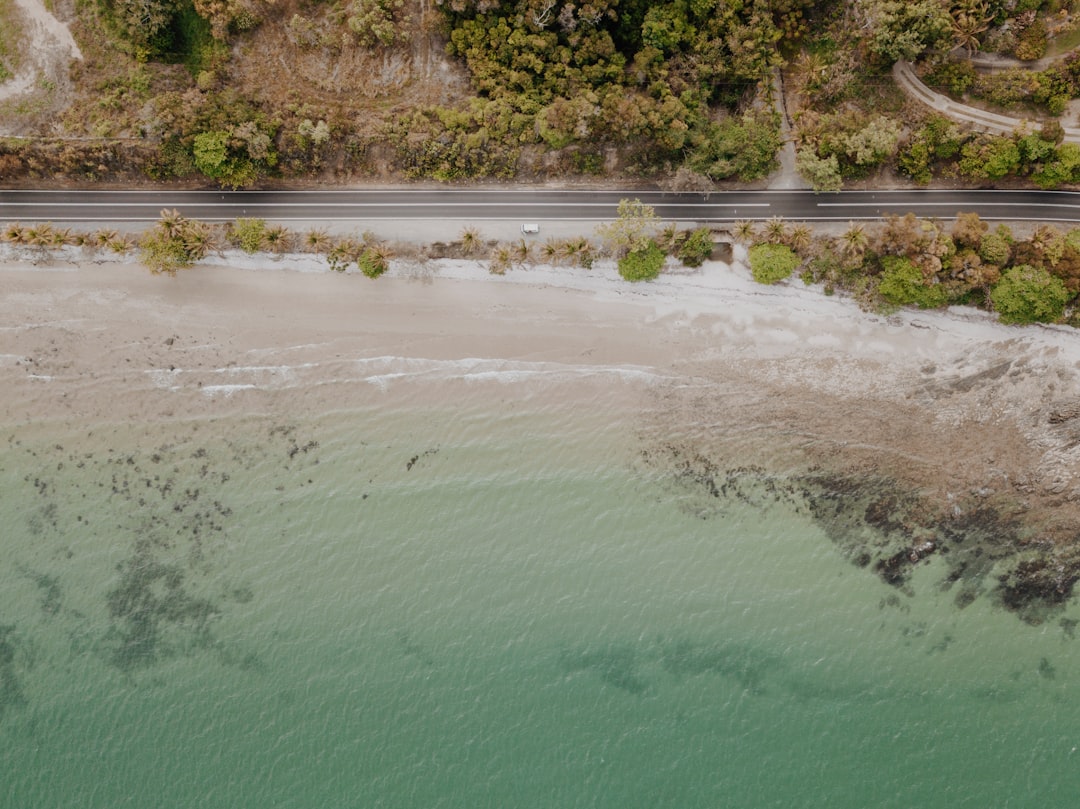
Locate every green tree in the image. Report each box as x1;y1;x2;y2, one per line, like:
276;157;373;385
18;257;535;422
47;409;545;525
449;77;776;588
860;0;952;63
193;123;277;188
990;264;1070;324
596;198;660;258
1033;143;1080;189
358;245;390;278
959;135;1021;181
689;111;782;182
795;148;842;192
748;243;800;284
842;115;903;167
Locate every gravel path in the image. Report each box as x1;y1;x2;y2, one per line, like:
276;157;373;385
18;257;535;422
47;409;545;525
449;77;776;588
892;58;1080;143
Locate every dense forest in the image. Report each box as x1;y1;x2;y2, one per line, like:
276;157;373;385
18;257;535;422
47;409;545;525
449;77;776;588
1;0;1080;189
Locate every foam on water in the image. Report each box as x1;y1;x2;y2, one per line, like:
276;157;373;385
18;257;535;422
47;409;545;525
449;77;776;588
2;397;1080;808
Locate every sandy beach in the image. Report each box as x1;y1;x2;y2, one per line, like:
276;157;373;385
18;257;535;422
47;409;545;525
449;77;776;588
4;248;1080;544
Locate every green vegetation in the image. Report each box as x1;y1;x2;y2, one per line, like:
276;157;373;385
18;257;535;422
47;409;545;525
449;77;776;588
0;0;23;82
991;264;1070;324
618;241;665;282
677;228;715;268
878;255;948;309
8;0;1080;194
595;198;660;258
228;218;267;253
748;243;800;285
139;209;215;275
762;213;1080;327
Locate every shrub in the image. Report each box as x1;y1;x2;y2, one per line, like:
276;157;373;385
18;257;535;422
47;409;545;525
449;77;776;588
618;241;665;282
991;264;1070;324
979;229;1013;266
358;247;389;279
140;210;213;276
229;218;267;253
677;228;714;267
1014;18;1047;61
748;243;800;285
878;255;948;309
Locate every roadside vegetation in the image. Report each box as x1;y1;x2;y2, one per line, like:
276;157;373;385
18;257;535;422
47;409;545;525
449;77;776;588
8;204;1080;328
740;211;1080;326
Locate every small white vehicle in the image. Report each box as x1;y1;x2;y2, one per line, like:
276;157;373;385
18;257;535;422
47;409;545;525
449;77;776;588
521;223;540;234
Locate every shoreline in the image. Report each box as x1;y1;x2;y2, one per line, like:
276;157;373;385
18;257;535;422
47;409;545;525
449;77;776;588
5;250;1080;618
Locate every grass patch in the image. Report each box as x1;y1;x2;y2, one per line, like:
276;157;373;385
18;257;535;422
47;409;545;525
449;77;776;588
172;1;224;76
0;0;27;80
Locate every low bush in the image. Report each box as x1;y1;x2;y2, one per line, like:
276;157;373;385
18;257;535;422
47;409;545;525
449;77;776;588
748;243;800;285
618;241;665;282
991;264;1070;324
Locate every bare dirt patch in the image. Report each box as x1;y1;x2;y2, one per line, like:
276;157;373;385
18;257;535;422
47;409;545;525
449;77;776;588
0;0;82;134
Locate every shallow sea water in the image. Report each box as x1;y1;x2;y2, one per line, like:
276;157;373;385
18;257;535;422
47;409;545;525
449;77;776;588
2;382;1080;808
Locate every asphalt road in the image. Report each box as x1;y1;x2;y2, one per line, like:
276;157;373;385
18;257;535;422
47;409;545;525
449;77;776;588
2;188;1080;224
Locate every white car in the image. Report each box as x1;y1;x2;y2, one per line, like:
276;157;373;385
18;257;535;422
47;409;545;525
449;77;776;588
521;223;540;234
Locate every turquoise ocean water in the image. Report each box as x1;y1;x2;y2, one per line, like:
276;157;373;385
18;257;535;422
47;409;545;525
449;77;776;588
2;380;1080;808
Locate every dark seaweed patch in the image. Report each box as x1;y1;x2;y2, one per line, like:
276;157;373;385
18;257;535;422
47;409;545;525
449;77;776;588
17;566;63;617
560;643;647;695
105;539;222;671
9;421;325;679
660;638;777;694
406;447;439;472
638;440;1080;623
0;625;27;722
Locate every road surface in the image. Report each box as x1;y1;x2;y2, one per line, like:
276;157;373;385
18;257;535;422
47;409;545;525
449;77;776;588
2;188;1080;224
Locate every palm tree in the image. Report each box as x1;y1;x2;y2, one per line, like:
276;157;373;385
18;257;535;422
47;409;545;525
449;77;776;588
540;238;562;264
1;222;27;244
488;244;512;275
839;221;869;259
304;227;331;255
91;228;118;248
105;233;135;254
787;223;812;255
657;223;681;253
158;209;185;239
732;220;757;245
763;216;787;244
460;226;483;256
510;238;531;266
26;223;55;249
265;224;293;255
950;0;992;55
180;221;216;262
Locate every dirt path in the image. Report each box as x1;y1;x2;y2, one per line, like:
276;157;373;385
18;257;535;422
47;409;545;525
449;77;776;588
0;0;81;104
767;68;810;190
